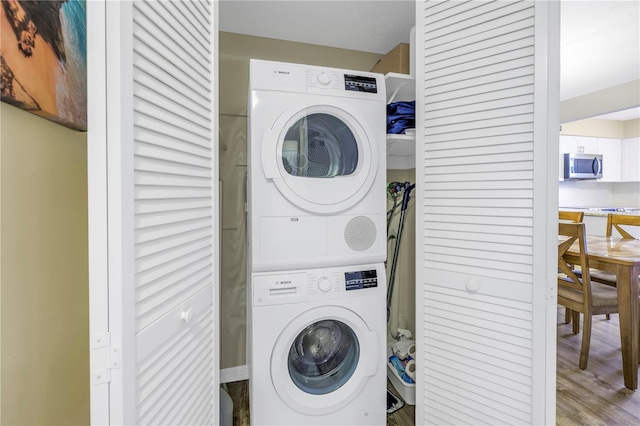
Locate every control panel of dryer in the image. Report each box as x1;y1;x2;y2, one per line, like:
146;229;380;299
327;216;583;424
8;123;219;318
252;264;385;307
304;68;382;98
344;74;378;93
250;59;384;101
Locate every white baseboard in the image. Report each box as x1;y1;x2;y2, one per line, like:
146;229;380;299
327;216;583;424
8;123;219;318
220;365;249;383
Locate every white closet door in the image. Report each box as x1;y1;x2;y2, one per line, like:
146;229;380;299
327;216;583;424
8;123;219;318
415;1;559;425
88;1;219;424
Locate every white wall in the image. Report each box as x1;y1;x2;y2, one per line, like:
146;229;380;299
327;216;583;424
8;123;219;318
559;80;640;124
559;181;640;208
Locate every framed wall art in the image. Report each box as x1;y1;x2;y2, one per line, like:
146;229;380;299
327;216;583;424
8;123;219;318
1;0;86;131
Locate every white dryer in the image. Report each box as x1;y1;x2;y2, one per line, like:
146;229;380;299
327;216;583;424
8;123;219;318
248;59;386;272
250;263;386;425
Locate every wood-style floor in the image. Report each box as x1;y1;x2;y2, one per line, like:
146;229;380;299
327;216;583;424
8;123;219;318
556;307;639;425
226;308;639;425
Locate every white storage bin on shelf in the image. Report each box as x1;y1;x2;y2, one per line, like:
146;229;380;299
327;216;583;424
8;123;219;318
385;73;415;170
387;342;416;405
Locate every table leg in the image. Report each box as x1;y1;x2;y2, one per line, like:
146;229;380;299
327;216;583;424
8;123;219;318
616;264;639;390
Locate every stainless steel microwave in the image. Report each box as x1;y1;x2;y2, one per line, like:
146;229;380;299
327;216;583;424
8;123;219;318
563;153;603;180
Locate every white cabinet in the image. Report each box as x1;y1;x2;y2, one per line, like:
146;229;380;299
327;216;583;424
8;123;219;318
621;137;640;181
559;135;622;181
385;73;415;170
560;135;597;154
597;137;622;182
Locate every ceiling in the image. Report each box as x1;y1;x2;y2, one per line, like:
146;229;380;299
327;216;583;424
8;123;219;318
219;0;640;121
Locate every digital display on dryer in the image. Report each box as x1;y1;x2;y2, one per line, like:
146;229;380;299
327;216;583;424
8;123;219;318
344;75;378;93
345;269;378;291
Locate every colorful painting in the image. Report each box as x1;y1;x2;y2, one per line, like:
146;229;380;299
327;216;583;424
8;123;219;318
0;0;86;131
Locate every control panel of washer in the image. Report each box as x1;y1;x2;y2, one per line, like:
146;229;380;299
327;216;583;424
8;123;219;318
252;264;384;307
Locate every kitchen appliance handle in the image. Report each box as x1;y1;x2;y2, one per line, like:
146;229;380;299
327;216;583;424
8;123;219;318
592;157;602;176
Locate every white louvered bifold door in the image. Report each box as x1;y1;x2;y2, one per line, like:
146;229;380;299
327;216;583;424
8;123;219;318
415;1;559;425
88;1;219;424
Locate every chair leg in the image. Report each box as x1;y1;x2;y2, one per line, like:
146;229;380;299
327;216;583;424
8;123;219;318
579;313;592;370
572;310;580;334
565;308;571;324
606;314;610;320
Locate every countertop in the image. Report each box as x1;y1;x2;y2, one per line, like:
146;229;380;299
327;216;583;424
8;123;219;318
559;207;640;217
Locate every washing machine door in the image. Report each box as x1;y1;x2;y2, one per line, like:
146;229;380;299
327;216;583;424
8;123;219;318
270;306;379;416
262;102;379;214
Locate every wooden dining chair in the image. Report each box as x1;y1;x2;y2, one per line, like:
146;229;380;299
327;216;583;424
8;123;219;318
558;222;620;370
559;210;584;223
559;210;584;324
589;214;640;286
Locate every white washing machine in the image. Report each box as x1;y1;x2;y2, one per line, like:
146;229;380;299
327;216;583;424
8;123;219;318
249;263;386;425
248;59;387;272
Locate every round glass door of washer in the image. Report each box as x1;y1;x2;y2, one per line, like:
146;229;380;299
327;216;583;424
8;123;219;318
269;305;378;415
287;320;359;395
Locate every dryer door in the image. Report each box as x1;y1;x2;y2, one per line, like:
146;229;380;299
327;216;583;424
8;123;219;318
270;306;379;416
262;102;379;214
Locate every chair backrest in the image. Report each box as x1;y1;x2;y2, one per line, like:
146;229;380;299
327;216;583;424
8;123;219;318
558;222;592;303
606;214;640;239
559;210;584;223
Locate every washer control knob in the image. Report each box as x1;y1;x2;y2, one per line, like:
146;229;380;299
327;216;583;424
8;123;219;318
316;72;331;86
317;277;332;292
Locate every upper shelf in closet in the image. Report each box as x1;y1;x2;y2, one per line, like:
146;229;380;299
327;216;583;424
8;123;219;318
385;73;415;170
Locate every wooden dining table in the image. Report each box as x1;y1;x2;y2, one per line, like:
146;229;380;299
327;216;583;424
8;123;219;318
562;235;640;390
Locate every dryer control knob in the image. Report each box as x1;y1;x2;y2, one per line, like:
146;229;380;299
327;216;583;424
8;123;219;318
316;72;331;86
317;277;332;292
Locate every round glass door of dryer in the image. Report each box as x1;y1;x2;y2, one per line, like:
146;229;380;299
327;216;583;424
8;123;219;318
281;114;358;179
287;320;359;395
264;103;378;214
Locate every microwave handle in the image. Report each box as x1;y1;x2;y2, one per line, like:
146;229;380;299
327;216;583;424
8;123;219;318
592;157;602;176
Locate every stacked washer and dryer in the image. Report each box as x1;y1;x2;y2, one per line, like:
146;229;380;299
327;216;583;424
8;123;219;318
247;59;388;425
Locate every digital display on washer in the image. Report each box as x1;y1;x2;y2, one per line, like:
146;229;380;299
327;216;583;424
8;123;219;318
344;75;378;93
345;269;378;291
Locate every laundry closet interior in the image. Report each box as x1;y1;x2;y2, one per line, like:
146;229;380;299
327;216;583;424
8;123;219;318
218;21;418;424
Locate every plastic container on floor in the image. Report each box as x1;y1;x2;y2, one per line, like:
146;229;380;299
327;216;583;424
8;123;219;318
386;343;416;405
